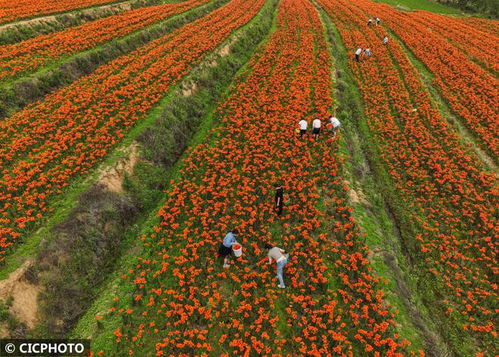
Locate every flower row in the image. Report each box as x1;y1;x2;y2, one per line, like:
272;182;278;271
362;0;498;156
0;0;117;24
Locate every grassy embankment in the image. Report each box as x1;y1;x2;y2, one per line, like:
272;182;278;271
375;0;462;14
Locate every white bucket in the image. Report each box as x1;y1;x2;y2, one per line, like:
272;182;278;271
232;243;242;257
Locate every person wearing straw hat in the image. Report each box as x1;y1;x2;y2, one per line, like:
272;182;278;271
265;243;288;288
219;229;239;268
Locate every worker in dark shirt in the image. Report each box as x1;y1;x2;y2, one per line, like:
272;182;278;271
274;184;284;216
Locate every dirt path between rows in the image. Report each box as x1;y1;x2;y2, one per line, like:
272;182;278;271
0;1;131;33
99;142;140;192
0;260;40;333
378;250;452;357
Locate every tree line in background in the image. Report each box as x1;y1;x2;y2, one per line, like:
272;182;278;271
436;0;498;18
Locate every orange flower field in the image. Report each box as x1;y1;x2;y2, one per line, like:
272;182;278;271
349;0;498;156
0;0;496;355
406;11;499;72
0;0;264;257
0;0;211;83
461;16;499;37
0;0;118;24
93;0;410;354
318;0;497;351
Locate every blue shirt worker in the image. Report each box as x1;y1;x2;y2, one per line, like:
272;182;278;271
218;229;239;268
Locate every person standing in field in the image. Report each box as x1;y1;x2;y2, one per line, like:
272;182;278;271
298;118;308;138
364;48;371;58
274;184;284;216
376;17;381;25
265;243;288;288
329;115;341;136
218;229;239;268
367;18;373;26
355;47;362;62
312;117;321;140
383;36;389;45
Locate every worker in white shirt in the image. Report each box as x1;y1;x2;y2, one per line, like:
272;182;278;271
367;18;373;26
364;48;371;58
298;119;308;138
312;117;321;140
383;36;389;45
355;47;362;62
376;17;381;25
265;243;288;288
330;115;341;136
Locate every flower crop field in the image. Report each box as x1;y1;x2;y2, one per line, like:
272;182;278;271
0;0;496;355
0;0;122;24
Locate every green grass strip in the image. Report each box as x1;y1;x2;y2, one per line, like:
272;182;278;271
374;0;462;14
